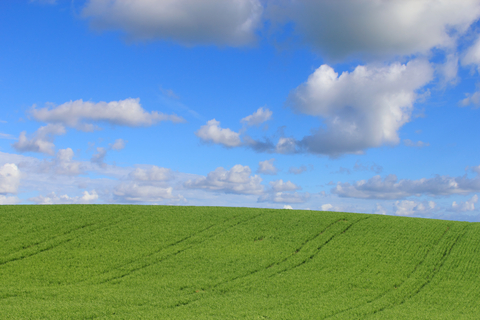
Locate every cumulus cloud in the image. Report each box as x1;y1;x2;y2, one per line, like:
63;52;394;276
0;164;20;194
395;200;436;216
12;124;66;155
195;119;242;147
113;183;175;202
241;107;272;126
272;0;480;60
269;179;300;192
184;164;263;195
29;190;99;204
257;158;277;175
0;195;20;205
258;191;310;204
51;148;84;175
287;60;433;156
404;139;430;148
283;205;293;209
128;166;172;181
451;194;478;212
275;137;297;154
82;0;262;46
30;98;184;131
333;172;480;200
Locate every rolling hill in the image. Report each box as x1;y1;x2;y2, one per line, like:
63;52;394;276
1;205;479;319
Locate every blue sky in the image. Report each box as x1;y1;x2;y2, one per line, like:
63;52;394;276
1;0;480;221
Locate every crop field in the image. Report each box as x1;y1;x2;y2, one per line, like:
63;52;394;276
1;205;480;319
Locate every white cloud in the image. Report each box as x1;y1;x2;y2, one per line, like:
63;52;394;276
460;90;480;108
437;53;459;86
195;119;242;147
241;107;272;126
451;194;478;212
333;172;480;200
275;137;297;154
52;148;84;175
29;190;98;204
129;166;172;181
257;158;277;175
110;138;126;150
283;205;293;209
287;60;434;156
272;0;480;60
321;203;333;211
113;183;175;202
258;191;310;204
289;165;308;175
395;200;436;216
12;124;66;155
82;0;262;47
0;195;20;205
30;98;184;131
374;203;387;215
0;164;20;194
462;34;480;67
269;179;300;192
404;139;430;148
184;164;263;195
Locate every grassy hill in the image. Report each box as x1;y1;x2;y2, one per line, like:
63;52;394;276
1;205;479;319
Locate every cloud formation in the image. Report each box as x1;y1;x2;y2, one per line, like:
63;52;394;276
333;172;480;200
258;191;309;204
0;163;20;194
82;0;263;46
241;107;272;126
395;200;436;216
451;194;478;212
184;164;263;195
129;166;172;181
13;124;66;155
195;119;242;147
29;190;99;204
287;60;433;156
113;183;176;203
31;98;184;131
257;158;277;175
272;0;480;60
268;179;300;192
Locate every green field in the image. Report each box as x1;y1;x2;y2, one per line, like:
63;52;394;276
1;205;479;319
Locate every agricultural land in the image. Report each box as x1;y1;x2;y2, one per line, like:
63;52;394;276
1;205;479;319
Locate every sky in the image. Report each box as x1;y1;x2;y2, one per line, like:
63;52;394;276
1;0;480;221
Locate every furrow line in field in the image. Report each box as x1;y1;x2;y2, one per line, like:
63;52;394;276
392;224;469;307
0;217;130;267
271;216;371;277
168;217;368;310
324;223;458;319
203;218;345;289
96;213;264;284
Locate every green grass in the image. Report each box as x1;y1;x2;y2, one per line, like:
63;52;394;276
1;205;479;319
